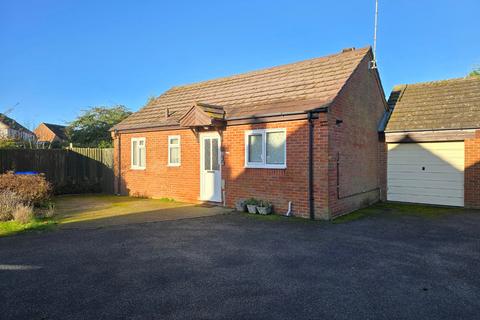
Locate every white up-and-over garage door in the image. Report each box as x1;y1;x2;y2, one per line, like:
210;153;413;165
387;142;464;206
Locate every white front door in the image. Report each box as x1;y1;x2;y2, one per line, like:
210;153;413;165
200;132;222;202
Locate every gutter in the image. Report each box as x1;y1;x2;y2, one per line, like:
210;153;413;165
226;107;329;121
377;107;394;132
308;112;315;220
112;107;330;133
384;127;480;134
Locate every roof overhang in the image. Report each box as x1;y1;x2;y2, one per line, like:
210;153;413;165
111;100;330;133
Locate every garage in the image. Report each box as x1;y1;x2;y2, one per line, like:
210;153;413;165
387;142;464;206
383;77;480;208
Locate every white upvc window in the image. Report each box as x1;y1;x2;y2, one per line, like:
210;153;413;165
131;138;146;170
168;135;181;166
245;128;286;169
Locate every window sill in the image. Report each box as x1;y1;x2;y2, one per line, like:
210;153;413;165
131;167;146;171
244;165;287;170
167;164;181;167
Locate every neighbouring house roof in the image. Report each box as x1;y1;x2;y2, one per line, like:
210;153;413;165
38;123;68;141
0;113;34;134
385;77;480;132
113;46;374;131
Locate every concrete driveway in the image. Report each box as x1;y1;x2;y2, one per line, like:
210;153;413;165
54;195;231;229
1;203;480;319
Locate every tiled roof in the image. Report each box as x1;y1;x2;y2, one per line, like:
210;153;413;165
114;47;372;131
0;113;33;133
385;77;480;132
42;123;68;141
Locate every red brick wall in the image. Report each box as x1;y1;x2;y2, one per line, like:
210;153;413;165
465;130;480;208
312;115;330;219
327;53;388;218
113;119;330;218
34;124;57;143
223;119;329;218
114;129;201;202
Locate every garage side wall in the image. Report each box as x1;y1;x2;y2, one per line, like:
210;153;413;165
465;130;480;208
327;53;388;218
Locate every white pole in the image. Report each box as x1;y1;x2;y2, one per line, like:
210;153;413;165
372;0;379;68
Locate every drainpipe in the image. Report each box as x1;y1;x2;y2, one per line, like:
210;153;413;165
308;112;315;220
116;130;122;195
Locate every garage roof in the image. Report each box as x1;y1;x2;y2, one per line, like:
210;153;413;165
113;47;372;131
385;77;480;132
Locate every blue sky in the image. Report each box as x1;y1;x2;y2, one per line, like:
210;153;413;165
1;0;479;128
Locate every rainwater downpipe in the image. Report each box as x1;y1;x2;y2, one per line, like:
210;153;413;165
116;131;122;195
308;112;315;220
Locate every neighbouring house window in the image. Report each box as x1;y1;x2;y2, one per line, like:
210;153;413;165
245;129;286;169
131;138;146;169
168;135;181;166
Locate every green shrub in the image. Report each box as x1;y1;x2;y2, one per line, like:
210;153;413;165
245;198;259;206
0;138;19;149
0;172;52;206
258;200;272;208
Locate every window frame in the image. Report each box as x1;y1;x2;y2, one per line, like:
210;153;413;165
244;128;287;169
167;135;181;167
131;137;146;170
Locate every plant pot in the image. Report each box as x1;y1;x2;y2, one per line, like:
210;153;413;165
235;200;246;212
246;204;258;214
256;206;272;215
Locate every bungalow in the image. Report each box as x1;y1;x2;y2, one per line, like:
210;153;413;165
0;113;36;142
384;76;480;208
112;47;388;219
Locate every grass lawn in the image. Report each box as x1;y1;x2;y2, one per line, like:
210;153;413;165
241;211;322;223
332;201;467;223
0;218;56;237
241;201;467;224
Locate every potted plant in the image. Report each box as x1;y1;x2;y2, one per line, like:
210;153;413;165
235;199;246;212
256;200;272;215
245;198;259;214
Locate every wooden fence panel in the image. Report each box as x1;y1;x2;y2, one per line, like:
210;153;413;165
0;148;114;194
